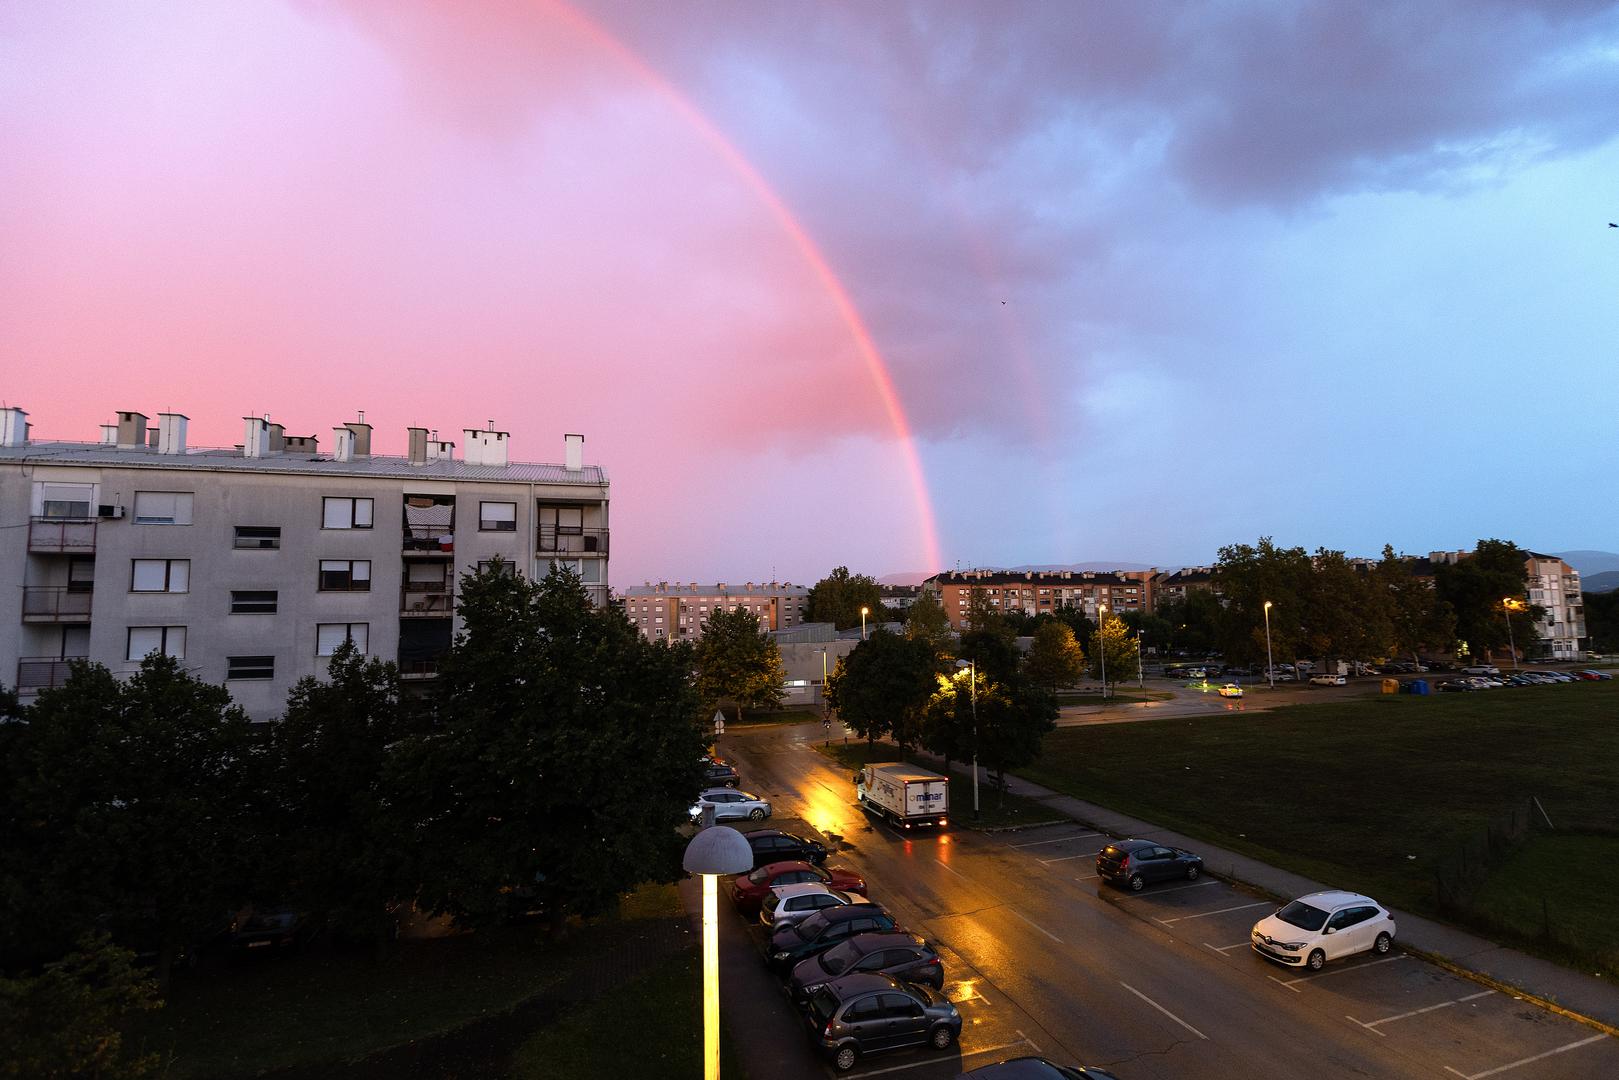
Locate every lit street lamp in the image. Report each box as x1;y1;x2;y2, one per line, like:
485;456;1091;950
1502;598;1519;671
860;605;870;641
1136;629;1144;689
684;826;753;1080
1098;603;1109;700
954;658;980;820
1263;600;1275;690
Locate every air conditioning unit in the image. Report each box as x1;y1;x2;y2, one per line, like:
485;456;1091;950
98;504;125;519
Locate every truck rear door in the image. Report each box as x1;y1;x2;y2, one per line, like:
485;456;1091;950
905;780;947;818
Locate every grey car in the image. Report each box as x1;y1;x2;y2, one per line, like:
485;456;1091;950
789;931;944;1005
689;788;771;822
804;972;961;1072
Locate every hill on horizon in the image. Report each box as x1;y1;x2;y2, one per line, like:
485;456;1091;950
1581;570;1619;594
1555;550;1619;576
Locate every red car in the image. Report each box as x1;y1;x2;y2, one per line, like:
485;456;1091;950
731;861;867;917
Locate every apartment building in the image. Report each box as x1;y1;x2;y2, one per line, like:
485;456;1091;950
1524;552;1586;660
0;406;609;720
925;569;1150;629
1150;566;1217;607
620;581;808;641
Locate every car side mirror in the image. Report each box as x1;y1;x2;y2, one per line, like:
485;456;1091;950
1324;926;1337;935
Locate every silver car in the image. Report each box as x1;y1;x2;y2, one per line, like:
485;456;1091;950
761;883;871;928
690;787;772;822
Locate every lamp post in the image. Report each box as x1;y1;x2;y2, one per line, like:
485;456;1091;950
954;659;980;820
816;646;831;743
1263;601;1275;689
1502;598;1519;671
1098;603;1108;701
1137;629;1145;689
860;606;870;641
684;826;753;1080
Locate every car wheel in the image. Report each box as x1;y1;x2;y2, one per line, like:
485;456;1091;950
834;1045;859;1072
749;808;766;820
930;1024;956;1050
1128;874;1145;892
1186;864;1200;881
1307;949;1326;971
1373;931;1392;955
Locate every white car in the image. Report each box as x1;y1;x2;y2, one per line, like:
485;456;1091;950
689;788;772;823
759;883;872;927
1461;665;1500;676
1251;891;1395;971
1309;673;1347;686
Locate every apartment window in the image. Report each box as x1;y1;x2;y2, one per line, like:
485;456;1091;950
131;559;190;593
544;557;602;583
133;491;193;525
67;557;95;592
230;590;278;614
655;627;664;637
316;622;369;656
322;496;374;529
227;655;275;680
479;501;517;531
234;526;281;550
477;559;517;577
39;482;93;518
319;560;372;591
127;625;185;661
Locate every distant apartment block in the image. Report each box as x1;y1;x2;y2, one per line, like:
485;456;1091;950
925;569;1151;629
1150;566;1216;607
620;581;809;641
1525;552;1586;660
0;405;608;719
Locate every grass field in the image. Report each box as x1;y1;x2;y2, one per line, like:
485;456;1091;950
732;708;822;727
818;741;1063;830
1055;689;1175;705
1017;682;1619;974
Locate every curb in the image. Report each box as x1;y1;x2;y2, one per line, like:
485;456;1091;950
957;818;1069;834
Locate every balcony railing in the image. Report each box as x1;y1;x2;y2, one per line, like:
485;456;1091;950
28;517;97;554
400;582;455;615
403;525;455;554
538;526;609;556
22;586;93;623
397;658;442;679
17;657;82;691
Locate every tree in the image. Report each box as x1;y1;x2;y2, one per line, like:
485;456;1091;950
973;677;1057;805
1088;613;1140;683
1376;545;1457;663
823;629;938;756
1024;621;1085;690
694;607;787;723
958;624;1021;686
1434;539;1541;662
0;932;162;1080
1585;589;1619;654
963;590;1005;635
805;567;885;630
919;671;978;779
1299;548;1388;662
397;564;705;930
1214;538;1313;664
1050;602;1095;642
1154;592;1220;656
903;591;953;657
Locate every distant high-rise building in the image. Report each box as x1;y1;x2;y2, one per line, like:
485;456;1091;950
619;581;808;641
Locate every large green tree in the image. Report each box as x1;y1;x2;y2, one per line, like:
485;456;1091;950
824;628;938;756
974;676;1058;805
694;607;787;723
1433;539;1541;661
0;932;162;1080
1214;538;1313;664
903;591;953;658
1024;621;1086;690
1585;589;1619;654
1154;591;1220;656
1088;613;1140;684
1299;548;1390;662
1376;545;1457;662
805;567;886;630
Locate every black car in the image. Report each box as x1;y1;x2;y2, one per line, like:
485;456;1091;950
1096;839;1203;891
804;972;960;1072
788;931;942;1004
702;761;740;787
957;1058;1122;1079
230;905;320;954
745;829;828;870
768;905;901;976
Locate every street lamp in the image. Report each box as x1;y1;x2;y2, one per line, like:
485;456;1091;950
816;646;831;743
860;606;870;641
683;826;753;1080
1502;598;1519;671
954;659;980;820
1098;603;1108;701
1136;629;1145;689
1263;601;1275;690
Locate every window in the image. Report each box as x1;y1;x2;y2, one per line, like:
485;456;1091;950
230;590;278;614
543;557;603;583
479;501;517;531
133;491;193;525
67;557;95;592
477;559;517;577
131;559;189;593
844;997;882;1022
316;623;369;656
319;560;372;591
322;496;373;529
227;655;275;680
127;626;185;661
40;482;93;518
234;525;281;549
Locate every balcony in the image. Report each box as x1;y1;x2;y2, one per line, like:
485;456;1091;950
28;517;97;554
17;657;81;691
400;582;455;616
22;586;93;623
538;525;609;556
403;525;455;556
397;658;441;680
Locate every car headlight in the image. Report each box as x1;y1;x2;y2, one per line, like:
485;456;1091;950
804;983;824;995
1279;941;1302;951
772;951;790;961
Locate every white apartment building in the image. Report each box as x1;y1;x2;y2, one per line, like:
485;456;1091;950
1524;552;1586;660
620;581;809;641
0;406;609;719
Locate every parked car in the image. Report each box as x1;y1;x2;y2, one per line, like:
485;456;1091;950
762;884;874;928
769;905;902;976
732;860;867;916
803;972;960;1072
702;761;740;787
744;829;829;870
230;905;320;954
1309;673;1347;686
788;931;943;1004
1582;669;1613;680
958;1059;1123;1079
1217;683;1243;698
1461;665;1500;676
1251;891;1395;971
689;788;771;823
1096;839;1203;891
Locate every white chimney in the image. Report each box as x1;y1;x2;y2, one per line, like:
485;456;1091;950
427;437;455;462
0;407;29;447
243;416;271;458
564;432;584;471
156;413;188;455
406;426;429;465
332;426;356;462
116;411;148;449
463;427;509;467
100;424;117;445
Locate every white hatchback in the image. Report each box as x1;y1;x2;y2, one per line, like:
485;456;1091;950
759;883;872;927
1251;891;1395;971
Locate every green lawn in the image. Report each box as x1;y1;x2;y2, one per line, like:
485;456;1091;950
1469;832;1619;976
732;708;822;727
817;741;1064;830
1055;689;1175;705
1017;682;1619;973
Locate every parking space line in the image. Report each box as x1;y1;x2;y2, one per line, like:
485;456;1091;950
1204;941;1249;955
1010;908;1064;944
1442;1033;1608;1080
1009;832;1101;848
1267;975;1302;993
1038;851;1100;864
934;858;970;881
1347;988;1496;1036
846;1037;1032;1077
1120;981;1209;1041
1279;954;1406;986
1016;1029;1041;1054
1157;901;1270;924
1074;873;1099;881
1116;880;1220;898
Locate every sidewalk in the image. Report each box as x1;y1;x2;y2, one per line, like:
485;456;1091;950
938;756;1619;1036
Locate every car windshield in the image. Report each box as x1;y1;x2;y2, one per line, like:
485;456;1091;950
819;939;859;976
808;987;839;1025
1275;900;1330;932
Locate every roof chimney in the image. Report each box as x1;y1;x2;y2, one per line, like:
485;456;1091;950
267;423;285;453
284;434;319;453
156;413;188;455
564;433;584;471
343;417;371;458
116;411;148;449
332;426;356;462
147;426;160;449
463;427;509;467
407;426;429;465
100;424;117;444
243;416;271;458
0;407;27;447
427;436;455;462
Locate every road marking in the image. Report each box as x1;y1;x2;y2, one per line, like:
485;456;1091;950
1074;873;1099;881
846;1036;1031;1077
1009;832;1101;848
1010;908;1063;943
1347;989;1496;1035
934;858;970;881
1038;851;1101;864
1156;901;1270;924
1204;941;1249;955
1279;953;1406;985
1116;879;1220;898
1119;981;1209;1041
1267;975;1303;993
1016;1028;1041;1054
1442;1033;1608;1080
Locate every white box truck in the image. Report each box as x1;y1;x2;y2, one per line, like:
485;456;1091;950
856;763;950;829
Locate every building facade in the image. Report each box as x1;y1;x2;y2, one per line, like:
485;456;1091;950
925;569;1151;629
619;581;809;641
1524;553;1586;660
1;406;609;720
1149;566;1216;608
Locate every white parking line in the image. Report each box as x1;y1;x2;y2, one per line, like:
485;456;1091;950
1277;953;1406;986
846;1036;1032;1077
1016;1028;1041;1054
1348;989;1495;1035
1203;941;1249;955
1442;1033;1608;1080
1116;880;1220;898
1009;832;1101;848
1120;981;1209;1041
1156;901;1270;924
934;858;970;881
1038;851;1101;864
1074;873;1100;881
1010;908;1064;944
